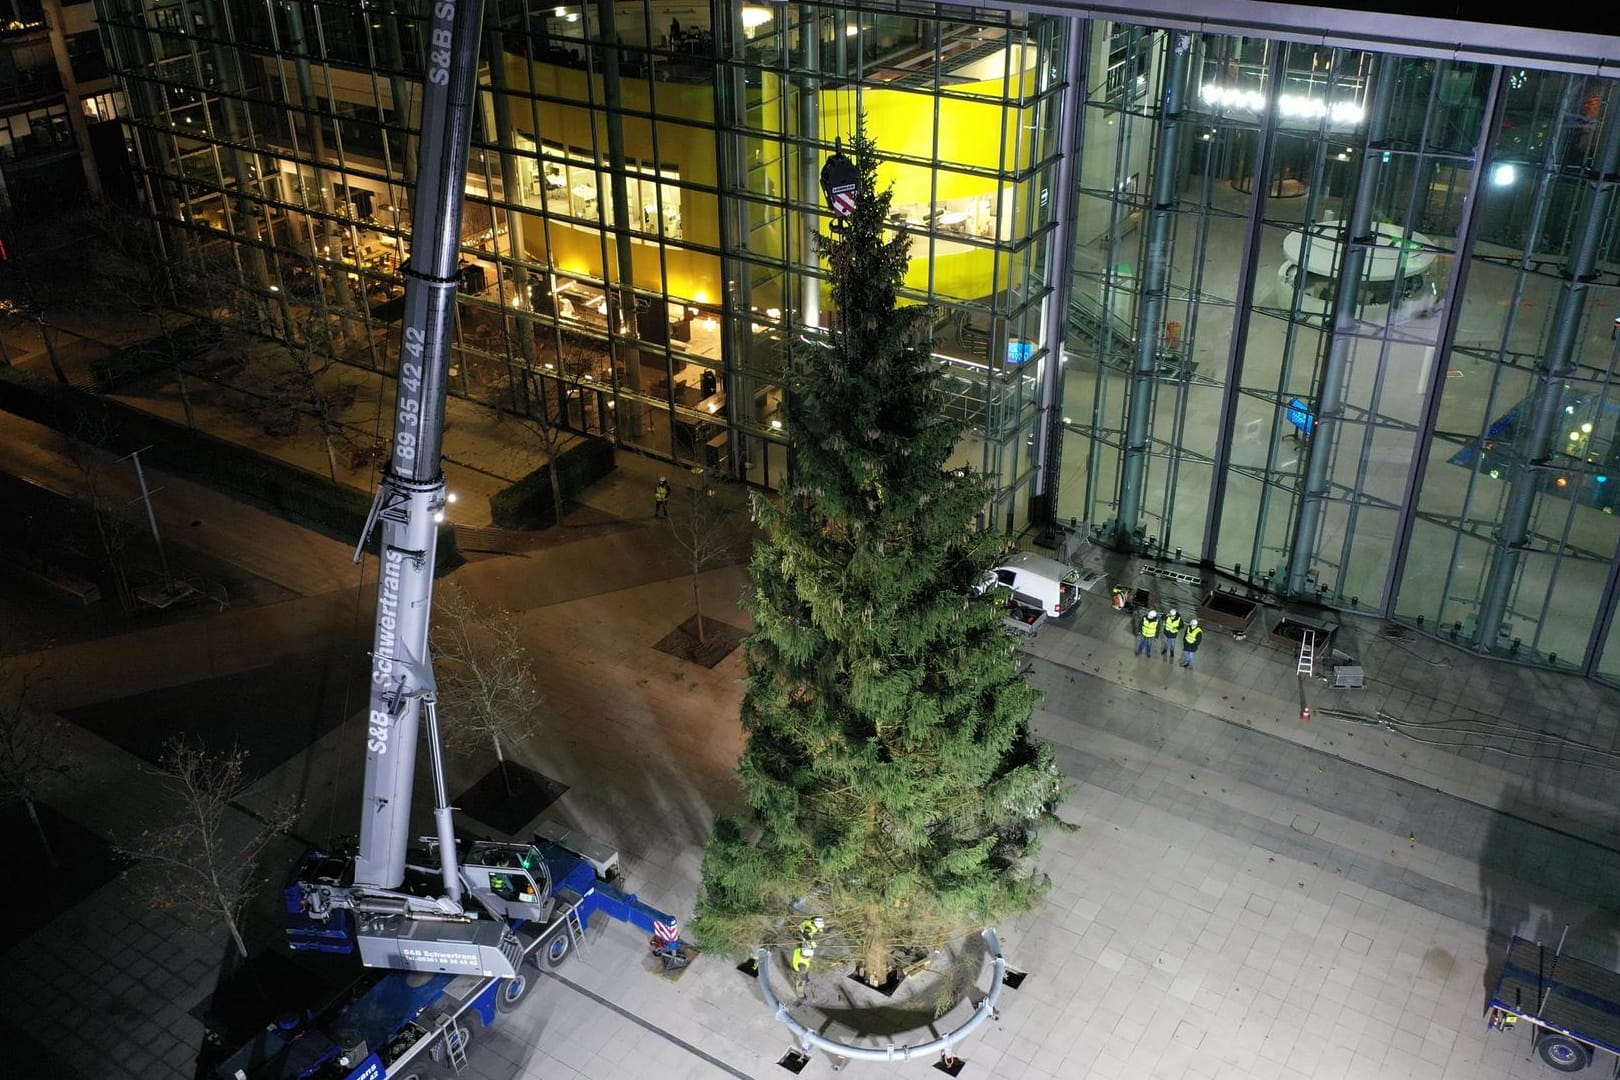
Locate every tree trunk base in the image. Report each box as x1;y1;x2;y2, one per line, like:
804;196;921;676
789;934;993;1038
652;615;747;668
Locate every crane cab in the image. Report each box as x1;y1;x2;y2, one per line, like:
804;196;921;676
461;842;555;923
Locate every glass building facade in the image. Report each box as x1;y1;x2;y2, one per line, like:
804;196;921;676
90;0;1620;681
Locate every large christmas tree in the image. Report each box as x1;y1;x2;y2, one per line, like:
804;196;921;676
693;127;1066;979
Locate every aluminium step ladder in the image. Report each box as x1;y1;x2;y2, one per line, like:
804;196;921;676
1296;630;1316;678
437;1014;471;1073
566;903;587;951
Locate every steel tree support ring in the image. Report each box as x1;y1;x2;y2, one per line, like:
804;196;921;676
753;927;1009;1065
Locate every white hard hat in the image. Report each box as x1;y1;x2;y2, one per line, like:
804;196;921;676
1190;618;1199;627
1169;608;1178;616
812;916;825;929
1148;609;1158;618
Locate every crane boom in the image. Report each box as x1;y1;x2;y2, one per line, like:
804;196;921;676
354;0;486;896
274;0;692;1000
284;0;526;979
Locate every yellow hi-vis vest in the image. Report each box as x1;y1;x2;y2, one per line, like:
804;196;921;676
1184;624;1204;648
1141;617;1160;638
1164;614;1183;637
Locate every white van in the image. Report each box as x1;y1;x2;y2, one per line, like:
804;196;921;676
983;552;1082;618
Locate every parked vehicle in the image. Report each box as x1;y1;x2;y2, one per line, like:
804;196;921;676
1488;934;1620;1073
982;551;1082;618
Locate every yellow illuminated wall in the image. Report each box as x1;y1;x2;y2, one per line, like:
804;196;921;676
824;74;1039;301
501;52;721;302
503;51;1037;307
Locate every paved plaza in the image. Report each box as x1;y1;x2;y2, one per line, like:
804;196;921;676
3;324;1620;1079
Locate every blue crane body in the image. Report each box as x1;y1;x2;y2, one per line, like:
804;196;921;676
208;0;685;1073
213;838;681;1079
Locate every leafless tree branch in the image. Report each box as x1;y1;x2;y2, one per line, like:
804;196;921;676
0;651;75;867
119;737;300;957
432;583;542;789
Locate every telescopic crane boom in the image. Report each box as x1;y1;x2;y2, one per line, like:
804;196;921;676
352;0;481;906
288;0;522;979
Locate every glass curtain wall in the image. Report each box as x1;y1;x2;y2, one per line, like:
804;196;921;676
717;4;1064;517
1403;72;1620;672
1058;22;1620;679
95;0;1062;515
90;0;1620;679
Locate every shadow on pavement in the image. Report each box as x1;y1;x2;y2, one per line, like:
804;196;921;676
455;760;568;835
61;651;369;781
1479;779;1620;1002
0;801;133;952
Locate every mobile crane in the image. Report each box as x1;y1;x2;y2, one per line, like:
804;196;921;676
208;1;681;1075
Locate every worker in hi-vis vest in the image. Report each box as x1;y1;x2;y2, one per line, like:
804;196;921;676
1182;619;1205;670
1161;609;1183;662
1135;610;1160;658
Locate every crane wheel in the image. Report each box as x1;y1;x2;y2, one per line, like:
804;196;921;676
536;926;574;969
1537;1033;1591;1072
496;972;534;1012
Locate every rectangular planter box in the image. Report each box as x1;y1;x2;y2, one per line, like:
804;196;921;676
1197;589;1260;636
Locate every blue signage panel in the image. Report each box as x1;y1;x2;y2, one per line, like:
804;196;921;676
1286;398;1315;438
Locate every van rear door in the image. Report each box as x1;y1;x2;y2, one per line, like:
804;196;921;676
1056;570;1082;615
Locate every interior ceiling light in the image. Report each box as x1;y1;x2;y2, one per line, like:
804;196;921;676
741;6;773;30
1199;84;1365;125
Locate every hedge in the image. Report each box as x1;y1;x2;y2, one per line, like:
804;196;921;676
489;437;616;529
0;366;461;573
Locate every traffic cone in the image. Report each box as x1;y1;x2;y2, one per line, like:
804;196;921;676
1300;705;1311;722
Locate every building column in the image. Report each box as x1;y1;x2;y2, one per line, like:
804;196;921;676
282;1;355;337
597;0;644;436
1381;67;1507;615
1284;59;1397;596
798;4;821;328
200;0;275;326
1113;32;1190;550
484;24;537;388
1475;103;1620;650
40;0;102;199
1030;15;1087;531
1203;44;1283;565
383;20;420;187
715;0;751;480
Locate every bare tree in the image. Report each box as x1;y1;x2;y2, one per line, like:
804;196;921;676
72;202;253;426
0;653;75;867
273;313;351;481
121;737;300;958
513;332;604;526
0;205;113;384
0;286;70;383
664;467;736;646
432;582;541;794
65;409;139;611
